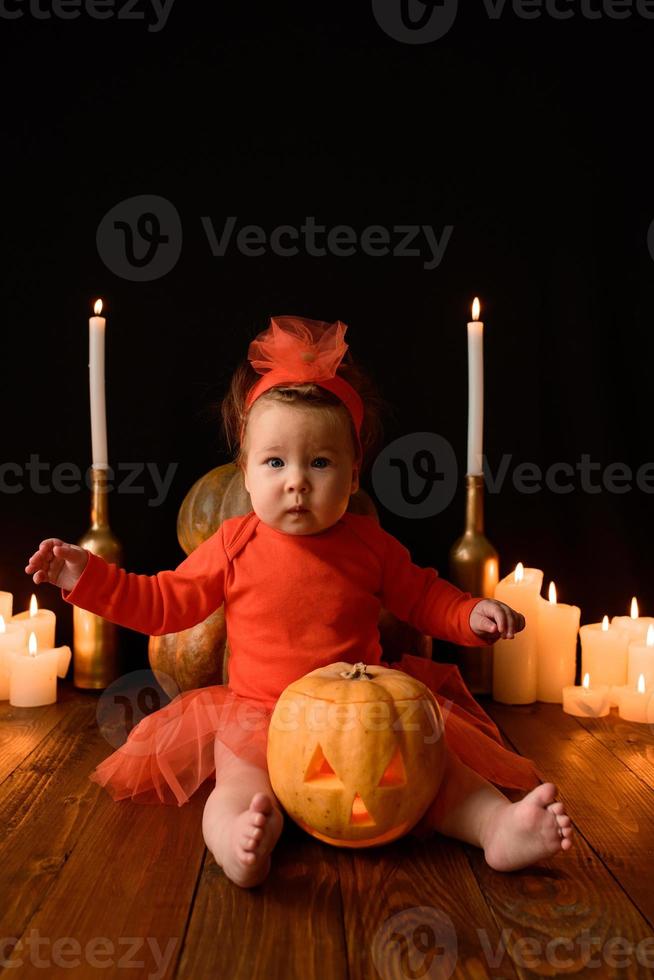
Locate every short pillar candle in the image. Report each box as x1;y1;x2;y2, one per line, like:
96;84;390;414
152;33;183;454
562;673;611;718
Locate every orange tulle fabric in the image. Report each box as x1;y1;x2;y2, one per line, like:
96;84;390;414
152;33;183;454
247;316;350;383
88;652;543;838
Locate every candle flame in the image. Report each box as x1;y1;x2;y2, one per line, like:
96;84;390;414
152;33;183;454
582;673;590;689
602;615;609;631
638;673;646;694
0;615;4;633
647;624;654;648
514;562;524;583
471;297;481;321
631;596;639;619
94;298;103;316
28;631;37;656
548;581;557;605
30;594;38;616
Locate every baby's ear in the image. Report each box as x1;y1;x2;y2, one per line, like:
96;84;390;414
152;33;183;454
351;465;360;495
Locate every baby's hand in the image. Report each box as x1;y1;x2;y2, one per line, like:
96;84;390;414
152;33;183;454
470;598;525;644
25;539;89;592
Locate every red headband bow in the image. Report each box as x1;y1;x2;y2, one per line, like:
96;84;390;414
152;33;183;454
243;316;364;459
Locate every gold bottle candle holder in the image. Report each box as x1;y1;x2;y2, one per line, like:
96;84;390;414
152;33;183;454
73;466;123;689
448;474;499;695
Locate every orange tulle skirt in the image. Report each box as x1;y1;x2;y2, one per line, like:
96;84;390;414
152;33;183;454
89;654;543;835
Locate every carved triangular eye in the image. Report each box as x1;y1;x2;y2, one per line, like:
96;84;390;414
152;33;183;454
304;744;345;788
350;793;375;826
378;746;407;787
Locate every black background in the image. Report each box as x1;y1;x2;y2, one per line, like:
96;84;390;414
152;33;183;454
2;1;653;666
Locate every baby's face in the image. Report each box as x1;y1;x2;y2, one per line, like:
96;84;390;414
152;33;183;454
242;402;360;535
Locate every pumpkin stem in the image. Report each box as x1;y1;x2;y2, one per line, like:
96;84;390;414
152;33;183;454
339;662;372;680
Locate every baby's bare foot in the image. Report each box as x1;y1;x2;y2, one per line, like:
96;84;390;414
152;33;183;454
482;782;573;872
220;792;284;888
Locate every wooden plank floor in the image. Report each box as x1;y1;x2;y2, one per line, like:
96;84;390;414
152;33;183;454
2;676;654;979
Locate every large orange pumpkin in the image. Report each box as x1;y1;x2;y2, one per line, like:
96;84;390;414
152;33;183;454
267;662;446;848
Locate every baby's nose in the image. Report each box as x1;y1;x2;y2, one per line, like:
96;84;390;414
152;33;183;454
286;468;310;491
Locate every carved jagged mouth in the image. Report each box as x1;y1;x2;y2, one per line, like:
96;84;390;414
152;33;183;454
304;744;409;827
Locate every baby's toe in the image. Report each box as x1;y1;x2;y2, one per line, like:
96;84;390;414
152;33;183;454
547;801;565;816
532;782;557;807
556;814;571;828
250;792;272;815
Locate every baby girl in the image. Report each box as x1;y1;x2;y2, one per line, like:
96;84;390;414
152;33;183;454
25;316;572;888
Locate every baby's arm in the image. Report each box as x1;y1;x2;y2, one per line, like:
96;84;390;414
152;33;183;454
378;529;521;647
25;528;229;636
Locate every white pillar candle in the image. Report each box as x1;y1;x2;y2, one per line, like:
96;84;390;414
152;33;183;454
579;615;629;700
492;563;543;704
536;582;581;703
0;616;27;700
90;298;109;470
627;625;654;688
617;673;654;723
10;594;56;651
612;597;654;643
0;592;12;621
466;296;484;476
8;632;71;707
562;672;610;718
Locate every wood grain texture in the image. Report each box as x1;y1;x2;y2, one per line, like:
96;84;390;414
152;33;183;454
2;682;654;979
485;700;654;933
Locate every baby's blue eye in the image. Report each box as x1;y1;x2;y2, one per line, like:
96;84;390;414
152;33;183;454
264;457;330;468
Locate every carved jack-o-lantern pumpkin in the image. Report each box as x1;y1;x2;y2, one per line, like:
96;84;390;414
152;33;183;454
267;662;446;848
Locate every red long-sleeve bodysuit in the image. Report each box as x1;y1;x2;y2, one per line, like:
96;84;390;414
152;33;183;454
64;510;541;823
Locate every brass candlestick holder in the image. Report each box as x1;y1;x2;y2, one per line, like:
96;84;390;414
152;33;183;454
73;466;123;690
448;473;499;695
